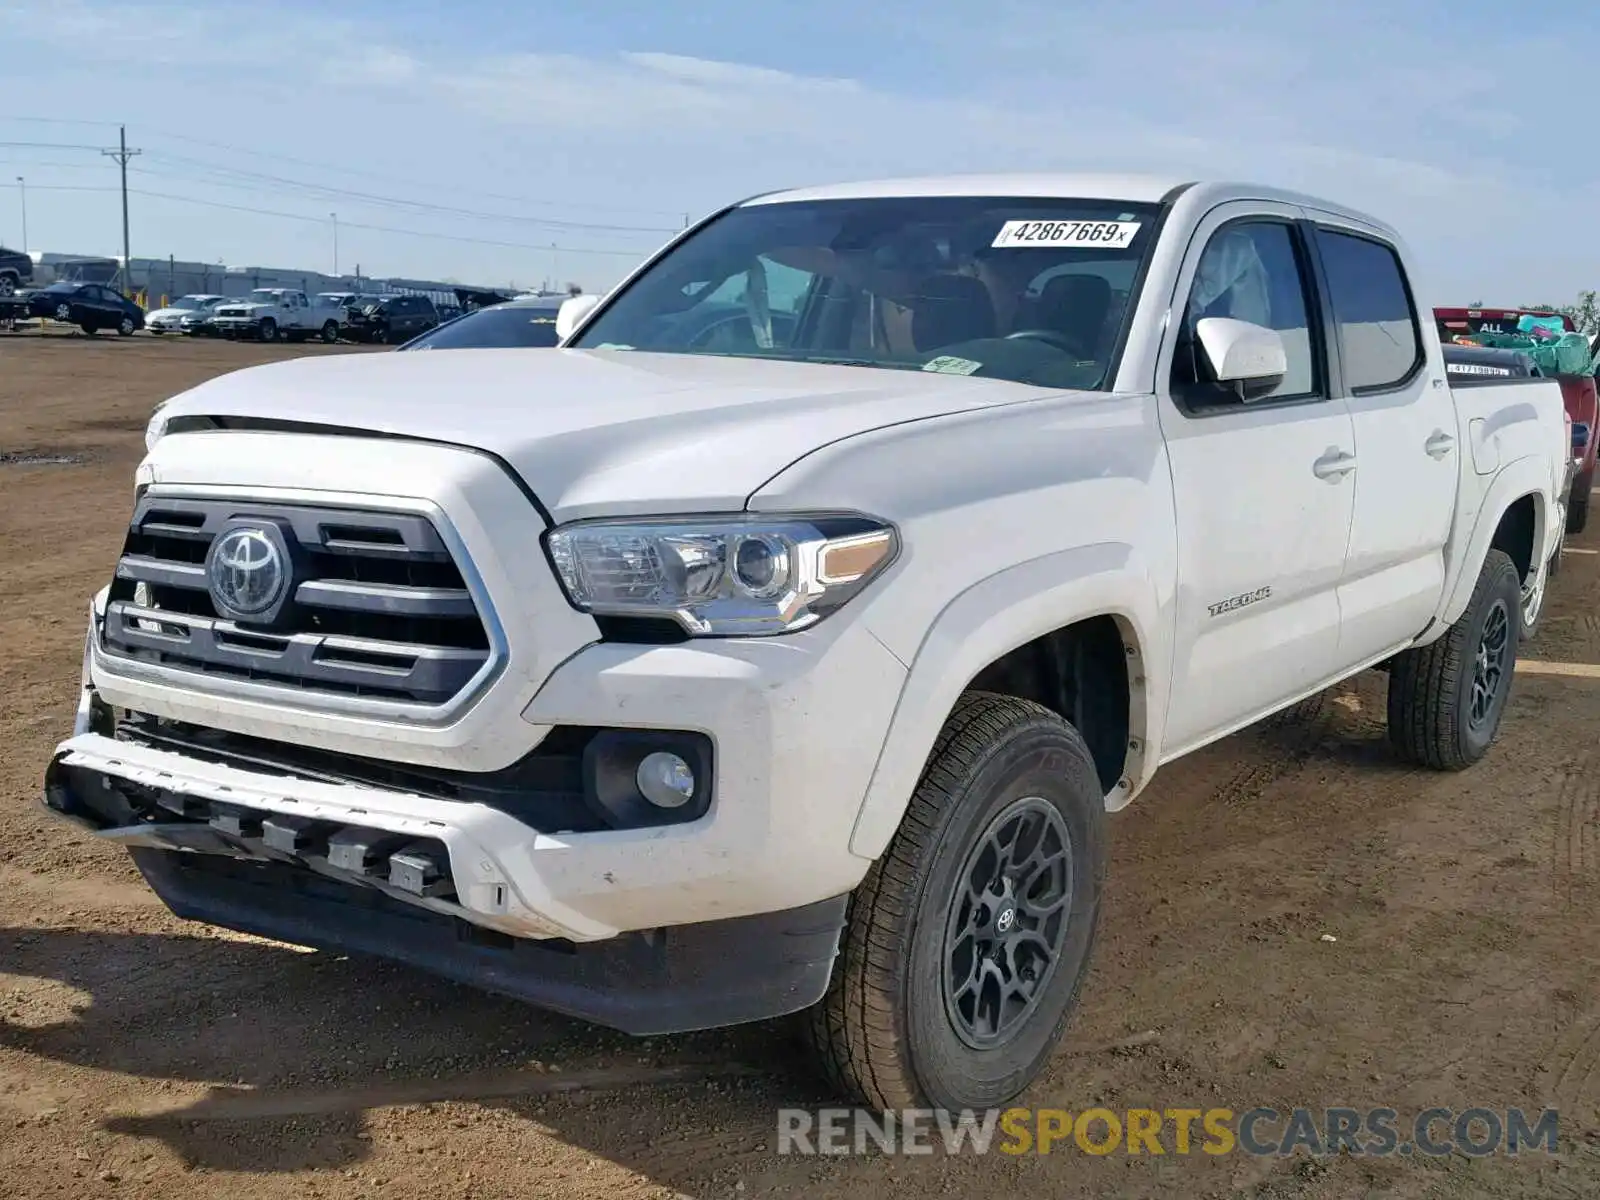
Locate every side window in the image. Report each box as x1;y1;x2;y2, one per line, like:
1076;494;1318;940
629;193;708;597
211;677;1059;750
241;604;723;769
1316;229;1422;393
1170;220;1320;407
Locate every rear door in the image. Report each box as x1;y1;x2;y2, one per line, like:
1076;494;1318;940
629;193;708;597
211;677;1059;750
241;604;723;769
1156;201;1358;753
1305;217;1457;661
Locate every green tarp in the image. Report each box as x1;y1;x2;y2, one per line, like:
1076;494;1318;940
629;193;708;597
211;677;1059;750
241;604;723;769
1466;330;1595;376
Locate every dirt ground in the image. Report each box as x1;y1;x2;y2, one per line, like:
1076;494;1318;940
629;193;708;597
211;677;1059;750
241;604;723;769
3;332;1600;1199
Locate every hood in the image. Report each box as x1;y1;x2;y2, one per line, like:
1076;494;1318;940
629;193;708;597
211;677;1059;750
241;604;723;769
154;347;1069;522
216;300;269;313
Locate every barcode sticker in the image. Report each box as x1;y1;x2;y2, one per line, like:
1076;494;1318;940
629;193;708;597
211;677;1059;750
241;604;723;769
993;220;1140;249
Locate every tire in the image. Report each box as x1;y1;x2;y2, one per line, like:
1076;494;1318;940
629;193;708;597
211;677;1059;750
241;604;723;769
1387;549;1520;771
1568;469;1592;535
801;691;1108;1111
117;317;134;337
321;321;339;344
259;319;279;343
0;273;16;297
54;303;71;322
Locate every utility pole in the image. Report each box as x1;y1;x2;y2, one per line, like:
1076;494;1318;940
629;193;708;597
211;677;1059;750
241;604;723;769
331;212;339;276
101;125;141;292
15;177;25;253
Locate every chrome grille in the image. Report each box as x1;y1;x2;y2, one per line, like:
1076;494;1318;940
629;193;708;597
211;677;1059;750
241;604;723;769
101;495;494;705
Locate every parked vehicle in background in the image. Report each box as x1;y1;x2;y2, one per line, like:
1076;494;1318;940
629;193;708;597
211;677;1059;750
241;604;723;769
145;295;227;334
49;174;1569;1112
0;245;32;296
400;294;564;350
1436;306;1597;533
343;294;440;344
208;289;344;343
26;282;145;336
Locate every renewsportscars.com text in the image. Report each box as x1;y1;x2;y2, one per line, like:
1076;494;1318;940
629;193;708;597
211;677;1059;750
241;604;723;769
776;1106;1559;1157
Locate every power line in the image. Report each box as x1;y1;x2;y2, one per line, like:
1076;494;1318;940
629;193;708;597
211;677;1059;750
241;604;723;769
136;151;678;235
138;124;689;221
0;141;103;152
1;116;122;127
11;182;653;257
125;189;656;257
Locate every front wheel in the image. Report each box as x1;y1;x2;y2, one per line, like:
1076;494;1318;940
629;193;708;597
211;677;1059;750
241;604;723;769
801;692;1107;1110
259;318;279;343
117;316;135;337
1387;549;1521;770
321;320;340;344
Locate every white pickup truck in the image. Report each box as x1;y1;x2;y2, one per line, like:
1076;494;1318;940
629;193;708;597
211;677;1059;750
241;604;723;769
45;174;1568;1113
207;288;344;344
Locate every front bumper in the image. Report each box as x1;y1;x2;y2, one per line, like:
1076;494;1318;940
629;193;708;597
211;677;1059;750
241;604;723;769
53;427;911;1018
210;317;262;337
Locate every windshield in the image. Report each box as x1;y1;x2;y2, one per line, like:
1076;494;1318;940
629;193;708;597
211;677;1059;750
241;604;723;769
402;304;560;351
246;290;279;302
569;195;1162;389
171;296;212;310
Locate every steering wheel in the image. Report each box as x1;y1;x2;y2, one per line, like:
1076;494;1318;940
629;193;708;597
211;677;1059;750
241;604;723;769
1006;328;1091;357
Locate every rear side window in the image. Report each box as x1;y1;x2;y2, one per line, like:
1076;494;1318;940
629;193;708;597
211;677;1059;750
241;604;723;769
1316;229;1423;393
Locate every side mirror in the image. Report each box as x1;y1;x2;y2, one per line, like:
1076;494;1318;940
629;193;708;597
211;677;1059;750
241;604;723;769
555;294;600;342
1195;317;1287;401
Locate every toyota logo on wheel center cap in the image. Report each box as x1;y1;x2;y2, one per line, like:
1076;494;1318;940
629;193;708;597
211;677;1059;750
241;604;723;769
207;527;288;618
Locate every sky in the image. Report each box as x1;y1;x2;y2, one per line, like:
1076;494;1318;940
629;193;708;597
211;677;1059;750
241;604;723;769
0;0;1593;301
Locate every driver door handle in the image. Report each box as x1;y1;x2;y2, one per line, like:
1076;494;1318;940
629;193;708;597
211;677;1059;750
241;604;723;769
1313;449;1357;481
1425;431;1455;459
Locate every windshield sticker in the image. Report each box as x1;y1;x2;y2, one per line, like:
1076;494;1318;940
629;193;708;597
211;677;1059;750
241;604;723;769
922;355;983;375
593;342;635;350
992;220;1140;249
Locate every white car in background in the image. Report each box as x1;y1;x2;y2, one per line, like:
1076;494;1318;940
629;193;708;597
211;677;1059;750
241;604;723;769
145;294;227;335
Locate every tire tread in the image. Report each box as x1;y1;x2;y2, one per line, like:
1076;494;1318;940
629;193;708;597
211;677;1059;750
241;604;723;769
802;691;1102;1110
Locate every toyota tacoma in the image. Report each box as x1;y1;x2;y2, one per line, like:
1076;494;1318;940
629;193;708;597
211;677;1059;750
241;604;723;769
45;174;1569;1111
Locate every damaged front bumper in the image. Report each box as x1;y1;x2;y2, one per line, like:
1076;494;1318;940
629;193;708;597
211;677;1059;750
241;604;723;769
42;730;848;1036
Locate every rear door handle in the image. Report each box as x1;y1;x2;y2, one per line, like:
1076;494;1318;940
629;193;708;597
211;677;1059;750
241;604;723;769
1313;449;1357;481
1425;431;1455;459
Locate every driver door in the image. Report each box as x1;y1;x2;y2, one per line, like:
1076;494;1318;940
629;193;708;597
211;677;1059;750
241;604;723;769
1156;201;1358;754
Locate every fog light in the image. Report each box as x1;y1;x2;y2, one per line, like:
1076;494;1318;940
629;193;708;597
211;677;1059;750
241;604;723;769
636;751;695;809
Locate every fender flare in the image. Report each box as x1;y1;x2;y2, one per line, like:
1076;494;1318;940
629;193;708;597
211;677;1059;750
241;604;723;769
848;541;1165;861
1437;455;1552;629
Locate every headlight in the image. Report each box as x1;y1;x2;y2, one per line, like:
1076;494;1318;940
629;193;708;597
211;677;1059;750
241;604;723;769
144;402;170;452
546;513;898;636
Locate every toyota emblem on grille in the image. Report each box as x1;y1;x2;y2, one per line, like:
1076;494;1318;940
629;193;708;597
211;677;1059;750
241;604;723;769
208;527;287;617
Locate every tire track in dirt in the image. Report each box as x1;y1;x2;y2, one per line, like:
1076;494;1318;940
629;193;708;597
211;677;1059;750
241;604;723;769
1210;689;1336;808
1549;753;1598;912
1533;1006;1600;1118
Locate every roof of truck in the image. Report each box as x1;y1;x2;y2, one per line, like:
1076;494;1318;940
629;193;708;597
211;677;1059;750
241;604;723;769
739;173;1395;236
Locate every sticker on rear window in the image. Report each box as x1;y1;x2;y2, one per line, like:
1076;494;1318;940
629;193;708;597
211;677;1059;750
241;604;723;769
922;355;983;375
992;220;1140;249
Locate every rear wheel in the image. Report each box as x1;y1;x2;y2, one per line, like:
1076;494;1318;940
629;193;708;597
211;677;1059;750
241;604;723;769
1387;549;1520;770
321;320;340;344
801;692;1107;1110
1568;468;1593;535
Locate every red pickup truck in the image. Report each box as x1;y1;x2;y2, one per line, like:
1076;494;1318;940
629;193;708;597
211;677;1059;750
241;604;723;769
1435;306;1596;532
